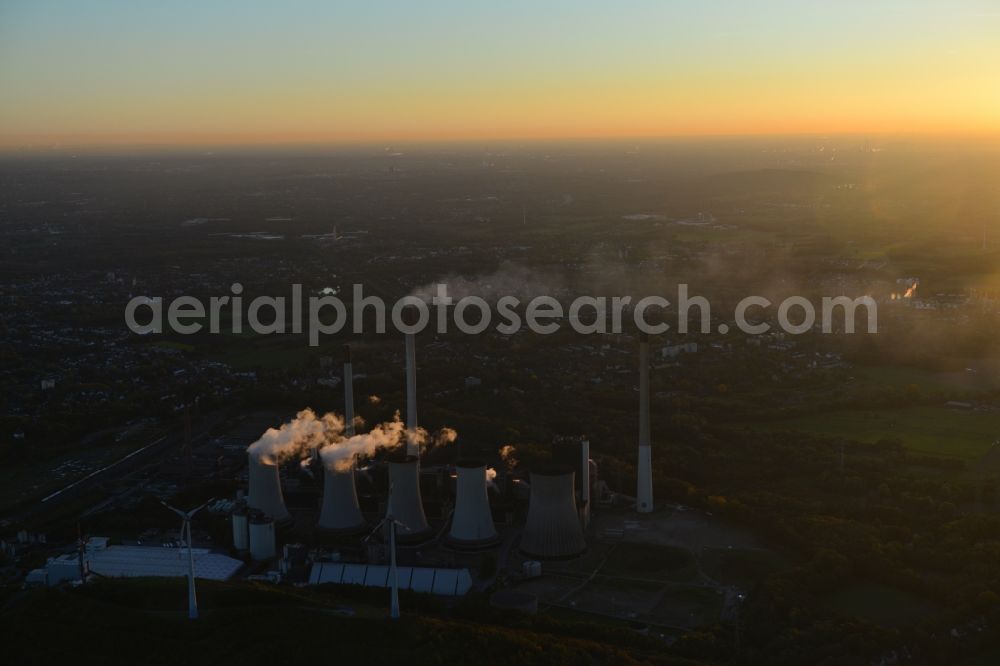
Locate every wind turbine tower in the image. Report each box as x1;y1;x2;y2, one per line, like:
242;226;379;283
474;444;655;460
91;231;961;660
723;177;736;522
161;500;210;620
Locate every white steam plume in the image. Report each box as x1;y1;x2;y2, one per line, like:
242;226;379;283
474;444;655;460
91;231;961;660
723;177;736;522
500;445;518;470
247;409;345;464
318;412;458;471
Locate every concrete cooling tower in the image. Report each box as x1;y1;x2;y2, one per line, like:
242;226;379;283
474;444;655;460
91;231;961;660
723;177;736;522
247;453;291;523
318;466;365;533
520;469;586;559
386;456;430;540
447;460;499;548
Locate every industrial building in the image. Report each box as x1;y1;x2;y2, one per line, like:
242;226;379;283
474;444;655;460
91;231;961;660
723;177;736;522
309;562;473;596
214;330;661;600
28;537;243;586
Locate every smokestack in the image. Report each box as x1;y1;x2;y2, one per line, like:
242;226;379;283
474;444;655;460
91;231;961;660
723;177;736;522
343;345;355;437
248;512;276;561
580;439;591;527
318;466;365;533
447;460;498;547
520;469;587;559
247;453;291;523
386;456;430;540
232;503;249;552
637;333;653;513
404;309;418;457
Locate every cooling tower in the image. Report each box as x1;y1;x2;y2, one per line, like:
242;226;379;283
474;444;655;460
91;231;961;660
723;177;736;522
553;437;591;526
247;453;291;523
343;344;355;436
520;469;586;559
447;460;499;548
232;504;249;551
318;466;366;533
636;333;654;513
386;456;430;540
248;512;276;561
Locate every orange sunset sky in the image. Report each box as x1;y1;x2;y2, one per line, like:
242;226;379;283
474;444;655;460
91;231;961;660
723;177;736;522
1;0;998;149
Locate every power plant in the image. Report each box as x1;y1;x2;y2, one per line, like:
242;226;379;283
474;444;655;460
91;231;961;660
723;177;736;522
222;329;660;607
447;460;499;548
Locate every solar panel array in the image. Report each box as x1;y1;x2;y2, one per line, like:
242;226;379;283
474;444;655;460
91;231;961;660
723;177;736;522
309;562;473;596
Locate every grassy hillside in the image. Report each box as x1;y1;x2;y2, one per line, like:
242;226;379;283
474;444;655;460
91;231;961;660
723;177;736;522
1;578;715;665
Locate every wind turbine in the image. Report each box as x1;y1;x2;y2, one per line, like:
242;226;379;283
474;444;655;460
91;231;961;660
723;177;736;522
76;522;90;583
365;486;407;620
161;499;211;620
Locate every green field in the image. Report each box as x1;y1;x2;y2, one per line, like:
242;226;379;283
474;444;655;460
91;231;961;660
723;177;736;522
751;405;1000;461
858;364;1000;392
823;582;941;627
1;578;677;666
700;547;791;587
0;440;145;512
602;542;698;582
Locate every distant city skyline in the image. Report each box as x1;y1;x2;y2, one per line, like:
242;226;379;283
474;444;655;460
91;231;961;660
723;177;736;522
1;0;998;149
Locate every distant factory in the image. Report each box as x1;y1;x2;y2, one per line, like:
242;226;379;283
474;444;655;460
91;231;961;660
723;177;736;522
223;325;657;591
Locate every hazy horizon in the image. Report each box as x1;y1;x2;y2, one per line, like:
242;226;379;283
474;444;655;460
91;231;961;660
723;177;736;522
2;0;998;149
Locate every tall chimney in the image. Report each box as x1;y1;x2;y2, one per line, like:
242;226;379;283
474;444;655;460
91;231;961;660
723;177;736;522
343;344;355;437
404;309;419;457
580;438;591;527
636;333;653;513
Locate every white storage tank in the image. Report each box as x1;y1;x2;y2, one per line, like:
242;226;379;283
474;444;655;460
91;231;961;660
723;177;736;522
232;505;249;552
248;512;277;561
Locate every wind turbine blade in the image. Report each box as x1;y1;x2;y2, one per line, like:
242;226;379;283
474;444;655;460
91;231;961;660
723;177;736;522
160;501;186;519
364;517;388;542
188;498;214;518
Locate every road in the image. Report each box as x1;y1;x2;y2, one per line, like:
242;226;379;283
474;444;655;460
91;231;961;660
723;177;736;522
2;411;227;527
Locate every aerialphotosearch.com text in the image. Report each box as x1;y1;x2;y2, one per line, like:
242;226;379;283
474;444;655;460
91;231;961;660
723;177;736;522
124;283;878;346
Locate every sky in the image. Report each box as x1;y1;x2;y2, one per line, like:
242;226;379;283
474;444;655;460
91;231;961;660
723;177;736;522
1;0;998;148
